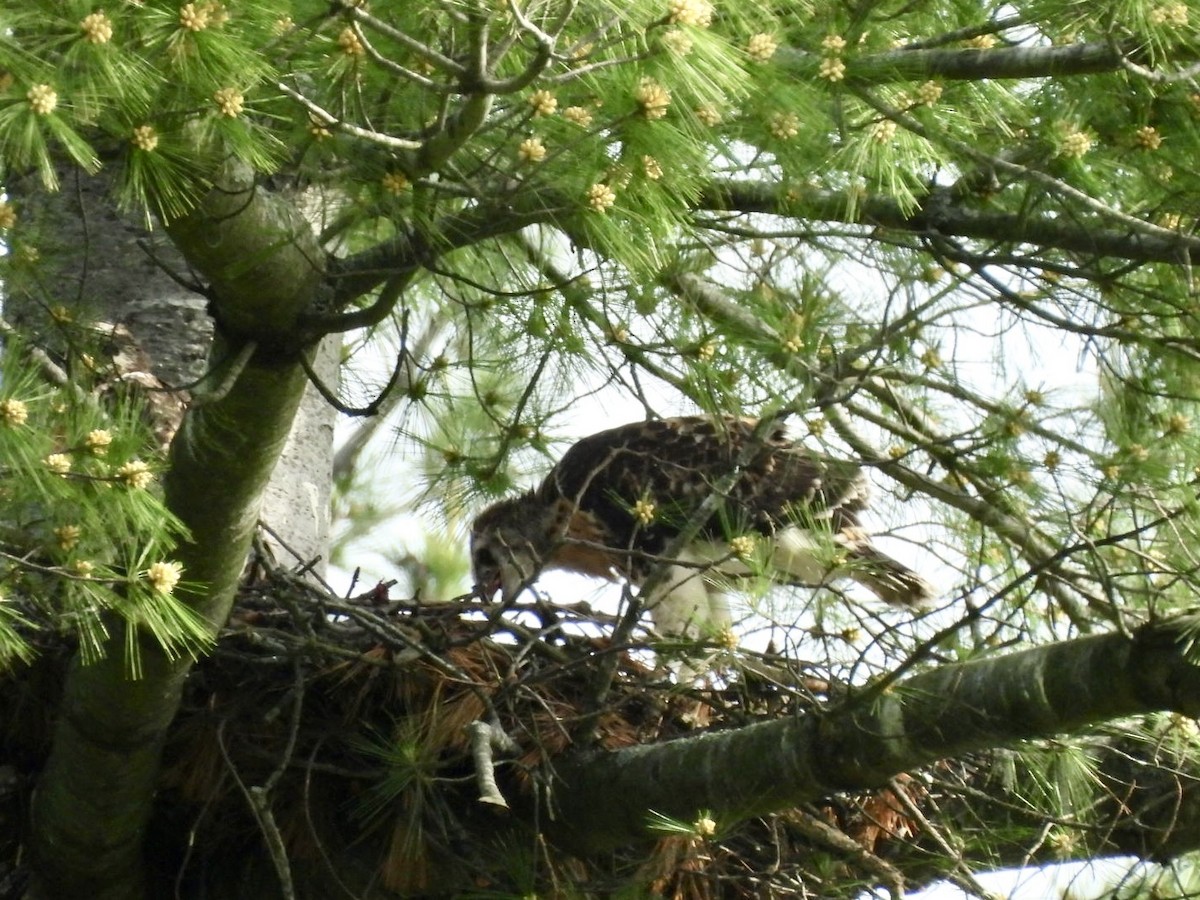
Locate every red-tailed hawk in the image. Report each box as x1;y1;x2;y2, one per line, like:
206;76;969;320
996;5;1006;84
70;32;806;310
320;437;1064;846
470;416;933;638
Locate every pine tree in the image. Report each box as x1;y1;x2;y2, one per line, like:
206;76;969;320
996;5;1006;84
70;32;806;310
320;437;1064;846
4;0;1200;896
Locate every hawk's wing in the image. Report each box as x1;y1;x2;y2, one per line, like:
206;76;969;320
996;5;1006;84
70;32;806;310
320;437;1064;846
537;415;866;577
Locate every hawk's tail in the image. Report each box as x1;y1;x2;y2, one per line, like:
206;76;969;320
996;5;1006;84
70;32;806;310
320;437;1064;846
846;544;935;606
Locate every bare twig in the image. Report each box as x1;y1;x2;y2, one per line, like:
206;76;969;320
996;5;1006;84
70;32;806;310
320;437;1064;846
468;719;520;808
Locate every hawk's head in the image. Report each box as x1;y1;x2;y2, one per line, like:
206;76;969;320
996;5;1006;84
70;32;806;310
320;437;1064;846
469;493;553;602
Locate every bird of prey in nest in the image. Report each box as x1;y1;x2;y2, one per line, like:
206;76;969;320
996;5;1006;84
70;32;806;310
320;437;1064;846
470;416;934;639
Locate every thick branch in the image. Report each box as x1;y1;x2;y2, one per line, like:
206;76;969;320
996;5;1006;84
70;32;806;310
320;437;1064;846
699;181;1200;266
550;618;1200;852
164;163;328;342
776;39;1153;83
325;188;569;309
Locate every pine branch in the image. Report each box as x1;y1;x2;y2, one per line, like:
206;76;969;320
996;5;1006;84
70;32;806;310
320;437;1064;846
550;617;1200;852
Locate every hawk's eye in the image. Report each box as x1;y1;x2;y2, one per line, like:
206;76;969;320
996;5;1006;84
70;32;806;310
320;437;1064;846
472;546;498;574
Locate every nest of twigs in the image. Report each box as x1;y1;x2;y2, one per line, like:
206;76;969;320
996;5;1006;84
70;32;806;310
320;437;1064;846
0;546;939;899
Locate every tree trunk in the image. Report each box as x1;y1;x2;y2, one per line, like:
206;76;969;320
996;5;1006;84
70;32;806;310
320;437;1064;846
22;166;330;899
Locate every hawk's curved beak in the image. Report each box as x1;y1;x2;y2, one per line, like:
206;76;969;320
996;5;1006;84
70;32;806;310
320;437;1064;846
474;577;502;601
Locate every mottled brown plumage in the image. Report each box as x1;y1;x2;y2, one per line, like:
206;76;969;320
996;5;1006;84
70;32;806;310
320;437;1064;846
470;416;933;637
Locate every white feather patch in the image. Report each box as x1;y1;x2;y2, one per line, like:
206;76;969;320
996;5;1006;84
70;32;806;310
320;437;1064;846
644;551;734;639
767;526;831;583
684;526;830;585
